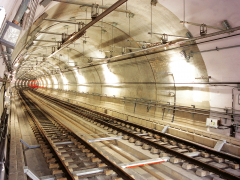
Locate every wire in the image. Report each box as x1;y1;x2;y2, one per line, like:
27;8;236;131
183;0;185;27
129;14;130;36
151;4;152;38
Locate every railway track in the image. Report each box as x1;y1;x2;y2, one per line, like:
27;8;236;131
18;91;135;180
24;89;240;180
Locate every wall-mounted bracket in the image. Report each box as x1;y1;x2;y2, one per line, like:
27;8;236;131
20;139;40;149
91;3;99;20
200;24;207;36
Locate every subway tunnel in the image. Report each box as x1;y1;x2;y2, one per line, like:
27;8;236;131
1;0;240;179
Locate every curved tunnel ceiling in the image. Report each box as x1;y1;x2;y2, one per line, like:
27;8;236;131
13;0;240;108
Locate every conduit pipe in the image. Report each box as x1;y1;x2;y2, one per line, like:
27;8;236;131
6;47;12;65
13;0;30;25
190;44;240;56
62;82;240;85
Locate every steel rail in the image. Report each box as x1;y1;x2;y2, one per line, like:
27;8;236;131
34;90;240;163
19;92;75;180
20;91;135;180
31;90;240;180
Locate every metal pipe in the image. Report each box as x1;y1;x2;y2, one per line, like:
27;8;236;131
6;47;12;65
180;21;225;30
53;0;132;13
44;18;78;24
168;73;176;122
64;82;240;85
110;45;142;49
39;31;63;35
44;19;106;28
190;44;240;55
13;0;30;24
32;45;56;47
0;45;10;72
148;32;189;39
34;39;59;43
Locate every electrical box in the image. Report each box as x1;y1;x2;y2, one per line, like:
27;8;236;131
206;118;220;128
